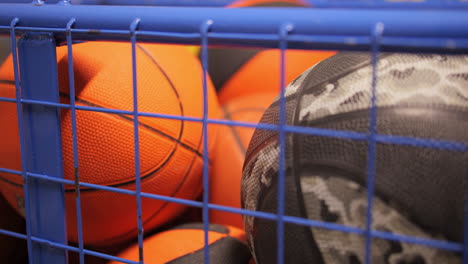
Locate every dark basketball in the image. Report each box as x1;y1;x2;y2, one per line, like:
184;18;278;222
241;52;468;264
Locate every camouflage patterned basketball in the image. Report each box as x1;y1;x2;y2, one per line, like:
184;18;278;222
241;52;468;264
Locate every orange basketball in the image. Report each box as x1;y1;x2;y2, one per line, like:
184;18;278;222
0;41;221;247
216;49;336;104
209;93;276;229
204;0;337;104
0;194;27;264
108;223;251;264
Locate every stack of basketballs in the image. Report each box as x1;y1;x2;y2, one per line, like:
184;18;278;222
1;0;468;263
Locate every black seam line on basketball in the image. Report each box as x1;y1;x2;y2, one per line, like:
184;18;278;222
136;43;190;152
3;81;203;187
0;79;15;85
95;49;207;246
0;97;200;193
0;92;197;192
0;98;207;195
135;43;208;235
0;174;22;188
57;91;201;158
57;90;186;192
94;93;206;243
223;105;247;155
0;78;201;156
94;143;202;244
63;90;200;157
58;90;197;157
105;106;208;241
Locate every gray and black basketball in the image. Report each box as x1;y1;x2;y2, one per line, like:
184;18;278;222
241;52;468;264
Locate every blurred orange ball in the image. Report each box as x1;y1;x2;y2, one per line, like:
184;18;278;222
107;223;251;264
210;93;277;229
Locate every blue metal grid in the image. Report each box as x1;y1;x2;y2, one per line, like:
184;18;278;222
0;1;467;264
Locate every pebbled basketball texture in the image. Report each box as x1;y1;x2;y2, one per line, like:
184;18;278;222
241;52;468;263
107;223;251;264
0;41;221;247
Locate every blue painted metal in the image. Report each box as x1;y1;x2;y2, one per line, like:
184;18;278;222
200;19;213;264
276;22;292;264
1;0;468;8
309;0;468;9
2;94;468;152
0;3;465;264
364;22;384;264
9;17;34;264
17;32;67;264
65;17;85;264
86;0;234;6
129;18;145;264
0;4;467;52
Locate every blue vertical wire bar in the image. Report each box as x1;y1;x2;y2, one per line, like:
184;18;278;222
200;19;213;264
130;18;145;264
66;17;85;264
17;31;68;264
277;23;293;264
364;22;385;264
9;17;34;264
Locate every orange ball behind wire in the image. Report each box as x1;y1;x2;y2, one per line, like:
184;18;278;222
216;49;336;105
0;41;220;247
204;0;337;104
107;223;251;264
210;93;277;229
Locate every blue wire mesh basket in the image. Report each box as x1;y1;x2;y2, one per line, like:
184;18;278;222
0;0;467;264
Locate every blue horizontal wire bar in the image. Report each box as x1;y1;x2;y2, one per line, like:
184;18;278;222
309;0;468;9
1;26;466;47
1;0;467;8
0;167;22;175
0;26;467;53
0;4;465;37
86;0;468;9
0;228;140;264
23;171;203;206
0;97;15;103
371;230;464;252
1;166;464;253
0;228;28;240
1;97;467;152
375;134;468;152
1;97;467;151
0;4;467;51
0;204;462;254
2;24;466;48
